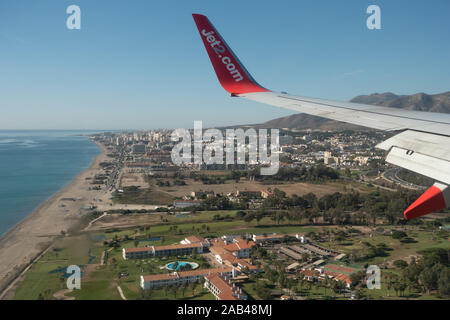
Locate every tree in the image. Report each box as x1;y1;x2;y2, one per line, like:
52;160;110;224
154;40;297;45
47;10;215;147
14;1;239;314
393;259;408;269
391;230;407;240
438;268;450;297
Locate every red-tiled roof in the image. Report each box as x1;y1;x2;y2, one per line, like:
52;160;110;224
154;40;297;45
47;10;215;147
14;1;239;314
142;268;232;282
185;236;206;243
223;240;255;252
154;243;202;251
300;270;319;277
205;273;240;300
124;246;153;253
125;242;202;254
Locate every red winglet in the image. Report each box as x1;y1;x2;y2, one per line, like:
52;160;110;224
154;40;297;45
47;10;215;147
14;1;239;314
404;185;447;220
192;14;269;95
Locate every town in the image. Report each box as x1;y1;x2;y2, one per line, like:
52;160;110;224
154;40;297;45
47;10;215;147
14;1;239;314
9;128;450;300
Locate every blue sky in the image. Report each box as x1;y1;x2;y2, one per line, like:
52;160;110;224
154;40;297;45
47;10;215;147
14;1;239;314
0;0;449;130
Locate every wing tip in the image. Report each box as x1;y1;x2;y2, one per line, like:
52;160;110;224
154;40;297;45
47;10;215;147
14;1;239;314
404;184;447;220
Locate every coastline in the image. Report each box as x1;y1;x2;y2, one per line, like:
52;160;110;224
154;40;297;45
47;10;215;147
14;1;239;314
0;140;110;297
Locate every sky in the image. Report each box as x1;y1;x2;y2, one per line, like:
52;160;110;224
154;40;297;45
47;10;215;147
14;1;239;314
0;0;449;130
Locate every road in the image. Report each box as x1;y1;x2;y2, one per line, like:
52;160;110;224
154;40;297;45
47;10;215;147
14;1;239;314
382;167;426;190
117;286;127;300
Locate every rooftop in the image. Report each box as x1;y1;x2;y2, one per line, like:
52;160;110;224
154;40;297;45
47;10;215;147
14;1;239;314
142;267;232;282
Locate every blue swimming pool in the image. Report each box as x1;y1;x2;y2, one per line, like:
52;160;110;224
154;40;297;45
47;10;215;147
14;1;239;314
166;261;198;271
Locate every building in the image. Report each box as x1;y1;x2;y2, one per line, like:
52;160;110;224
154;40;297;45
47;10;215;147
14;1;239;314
209;237;261;273
173;200;202;209
286;262;301;272
324;151;340;165
214;252;263;274
122;242;204;260
260;190;272;199
222;238;254;258
191;190;214;199
140;267;232;289
210;238;255;259
295;234;307;243
279;247;303;261
180;236;210;247
322;264;361;288
300;269;320;282
204;273;248;300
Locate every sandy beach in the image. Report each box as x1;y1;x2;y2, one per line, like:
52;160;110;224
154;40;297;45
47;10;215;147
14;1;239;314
0;140;111;298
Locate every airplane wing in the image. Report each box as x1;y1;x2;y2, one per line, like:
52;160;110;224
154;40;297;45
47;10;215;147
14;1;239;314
192;14;450;220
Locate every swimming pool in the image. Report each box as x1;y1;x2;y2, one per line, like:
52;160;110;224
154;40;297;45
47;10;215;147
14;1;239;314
165;261;199;271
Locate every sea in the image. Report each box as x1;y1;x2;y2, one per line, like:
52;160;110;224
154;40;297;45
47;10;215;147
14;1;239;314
0;130;102;236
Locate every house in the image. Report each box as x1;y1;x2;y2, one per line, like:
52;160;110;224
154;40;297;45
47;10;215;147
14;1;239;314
261;190;272;199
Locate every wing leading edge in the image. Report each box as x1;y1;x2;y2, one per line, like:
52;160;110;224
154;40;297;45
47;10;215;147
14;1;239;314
192;13;450;219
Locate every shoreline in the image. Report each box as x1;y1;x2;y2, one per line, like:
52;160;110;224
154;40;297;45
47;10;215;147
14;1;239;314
0;139;110;297
0;139;103;239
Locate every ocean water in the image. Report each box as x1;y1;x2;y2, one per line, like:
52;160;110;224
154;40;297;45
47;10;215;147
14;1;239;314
0;130;102;236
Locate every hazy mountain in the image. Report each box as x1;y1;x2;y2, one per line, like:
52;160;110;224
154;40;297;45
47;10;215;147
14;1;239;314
351;92;450;113
250;91;450;131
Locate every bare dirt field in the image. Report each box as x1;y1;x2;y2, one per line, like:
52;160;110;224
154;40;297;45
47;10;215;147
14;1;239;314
120;172;149;189
150;177;367;198
86;213;163;231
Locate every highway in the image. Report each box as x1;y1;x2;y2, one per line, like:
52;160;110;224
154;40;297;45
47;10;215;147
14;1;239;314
382;167;426;190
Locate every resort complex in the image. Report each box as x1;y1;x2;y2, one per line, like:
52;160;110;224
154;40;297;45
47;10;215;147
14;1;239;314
120;232;366;300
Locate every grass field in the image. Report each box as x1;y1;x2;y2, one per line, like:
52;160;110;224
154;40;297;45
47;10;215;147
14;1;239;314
12;207;450;300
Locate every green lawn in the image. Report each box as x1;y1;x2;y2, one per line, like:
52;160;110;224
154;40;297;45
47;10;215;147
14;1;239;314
14;235;95;300
12;209;450;300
